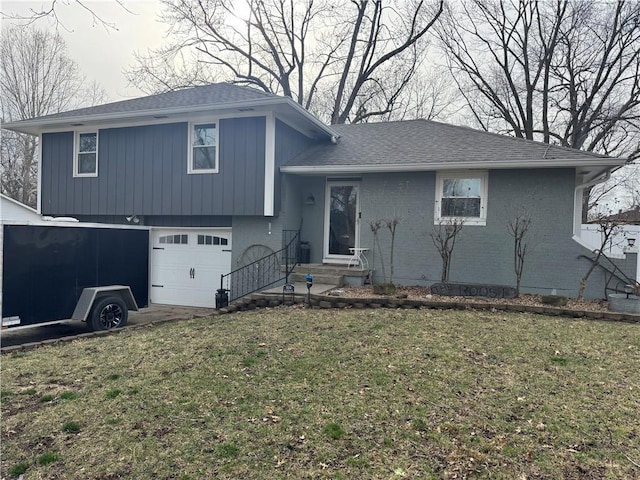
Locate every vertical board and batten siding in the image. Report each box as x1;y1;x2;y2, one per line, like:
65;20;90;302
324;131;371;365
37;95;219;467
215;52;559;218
274;119;316;215
227;121;317;265
40;117;267;219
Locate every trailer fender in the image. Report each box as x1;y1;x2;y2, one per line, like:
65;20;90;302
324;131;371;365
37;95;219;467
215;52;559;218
71;286;139;322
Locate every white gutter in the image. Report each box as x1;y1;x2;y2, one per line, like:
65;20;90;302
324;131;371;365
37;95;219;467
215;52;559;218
572;168;613;246
281;158;624;174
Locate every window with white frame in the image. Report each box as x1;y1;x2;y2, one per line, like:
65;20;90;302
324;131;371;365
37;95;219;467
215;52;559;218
435;171;488;225
189;122;218;173
74;131;98;177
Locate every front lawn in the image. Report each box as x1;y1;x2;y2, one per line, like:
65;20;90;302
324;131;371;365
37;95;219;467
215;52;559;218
2;308;639;479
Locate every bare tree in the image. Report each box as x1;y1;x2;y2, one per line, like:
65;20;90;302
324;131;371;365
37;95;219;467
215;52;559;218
370;219;387;283
1;26;107;206
384;215;402;285
2;1;132;32
430;218;464;283
378;64;461;122
507;212;532;296
438;0;640;218
577;215;622;300
588;162;640;220
127;0;443;125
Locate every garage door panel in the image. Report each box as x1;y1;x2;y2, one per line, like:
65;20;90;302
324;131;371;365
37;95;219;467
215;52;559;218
151;229;232;308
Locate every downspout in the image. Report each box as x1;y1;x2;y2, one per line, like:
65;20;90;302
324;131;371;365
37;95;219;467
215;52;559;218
572;169;611;248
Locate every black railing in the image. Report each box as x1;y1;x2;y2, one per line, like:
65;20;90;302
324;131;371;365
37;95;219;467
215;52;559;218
221;231;300;303
578;252;640;297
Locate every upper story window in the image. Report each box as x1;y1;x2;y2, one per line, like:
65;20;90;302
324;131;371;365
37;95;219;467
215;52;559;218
188;122;218;174
435;171;488;226
74;131;98;177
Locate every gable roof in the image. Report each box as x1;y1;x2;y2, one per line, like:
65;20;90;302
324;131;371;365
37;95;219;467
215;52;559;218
281;119;625;178
2;83;337;139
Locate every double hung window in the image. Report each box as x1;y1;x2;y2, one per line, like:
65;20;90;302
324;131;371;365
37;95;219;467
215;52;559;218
189;122;218;173
74;131;98;177
435;171;488;225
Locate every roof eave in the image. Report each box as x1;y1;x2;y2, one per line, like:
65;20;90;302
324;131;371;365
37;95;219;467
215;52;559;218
282;97;339;139
281;158;625;174
2;96;339;138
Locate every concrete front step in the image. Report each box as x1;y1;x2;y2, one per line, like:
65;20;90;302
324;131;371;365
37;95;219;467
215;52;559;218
290;272;343;286
291;263;369;277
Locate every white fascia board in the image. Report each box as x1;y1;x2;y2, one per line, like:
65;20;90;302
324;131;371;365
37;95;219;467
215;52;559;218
264;113;276;217
2;97;285;133
36;133;42;214
280;158;625;174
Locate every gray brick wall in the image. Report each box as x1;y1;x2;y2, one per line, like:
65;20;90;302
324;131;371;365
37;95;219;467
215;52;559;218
287;169;636;299
230;175;306;268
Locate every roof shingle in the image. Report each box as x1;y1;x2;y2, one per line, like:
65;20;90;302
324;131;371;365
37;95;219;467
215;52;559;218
286;119;614;168
32;83;276;122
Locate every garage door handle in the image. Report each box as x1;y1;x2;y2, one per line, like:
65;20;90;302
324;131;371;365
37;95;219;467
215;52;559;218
190;268;195;279
152;284;164;288
222;249;231;252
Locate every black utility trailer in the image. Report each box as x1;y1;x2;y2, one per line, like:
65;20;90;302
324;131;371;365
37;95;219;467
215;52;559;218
1;222;149;331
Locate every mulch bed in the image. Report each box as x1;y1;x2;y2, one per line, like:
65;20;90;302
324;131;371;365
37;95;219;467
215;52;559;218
332;285;610;312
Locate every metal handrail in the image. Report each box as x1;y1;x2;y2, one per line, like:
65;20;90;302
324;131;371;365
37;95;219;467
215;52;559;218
220;231;300;302
578;252;640;296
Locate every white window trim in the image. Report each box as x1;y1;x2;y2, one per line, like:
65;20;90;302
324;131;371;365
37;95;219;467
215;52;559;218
73;130;98;178
188;120;219;174
434;170;488;226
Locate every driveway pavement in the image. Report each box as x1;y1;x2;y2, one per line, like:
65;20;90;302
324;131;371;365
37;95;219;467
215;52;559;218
0;304;214;350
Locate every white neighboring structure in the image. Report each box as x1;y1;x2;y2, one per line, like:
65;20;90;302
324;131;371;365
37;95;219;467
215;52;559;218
1;193;41;222
0;194;42;319
581;224;640;282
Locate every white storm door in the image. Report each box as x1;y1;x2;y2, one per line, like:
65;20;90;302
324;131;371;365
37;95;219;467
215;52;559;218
323;181;360;263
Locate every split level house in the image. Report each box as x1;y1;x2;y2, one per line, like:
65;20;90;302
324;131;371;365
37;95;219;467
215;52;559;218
3;83;637;307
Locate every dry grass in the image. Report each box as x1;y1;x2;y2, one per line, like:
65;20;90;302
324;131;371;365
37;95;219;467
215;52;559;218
2;307;639;479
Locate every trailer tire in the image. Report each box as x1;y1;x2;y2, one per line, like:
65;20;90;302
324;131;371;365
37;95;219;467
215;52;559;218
88;296;128;331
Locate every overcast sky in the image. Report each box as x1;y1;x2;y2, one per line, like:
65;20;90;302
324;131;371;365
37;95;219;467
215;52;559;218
1;1;636;211
2;0;167;101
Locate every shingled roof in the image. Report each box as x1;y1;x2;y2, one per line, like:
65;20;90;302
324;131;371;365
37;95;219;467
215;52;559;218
2;82;336;139
29;83;277;121
282;119;622;174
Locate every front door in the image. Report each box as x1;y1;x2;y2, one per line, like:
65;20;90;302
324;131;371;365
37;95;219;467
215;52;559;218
324;181;360;263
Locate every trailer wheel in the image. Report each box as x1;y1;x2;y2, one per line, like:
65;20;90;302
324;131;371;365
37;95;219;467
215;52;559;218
88;296;128;331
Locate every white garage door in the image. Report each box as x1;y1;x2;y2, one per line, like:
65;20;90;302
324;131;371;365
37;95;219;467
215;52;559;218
150;228;232;308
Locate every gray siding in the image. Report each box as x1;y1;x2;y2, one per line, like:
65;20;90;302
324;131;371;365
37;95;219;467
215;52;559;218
230;175;308;267
274;120;315;215
73;215;231;227
41;117;266;219
292;169;637;299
